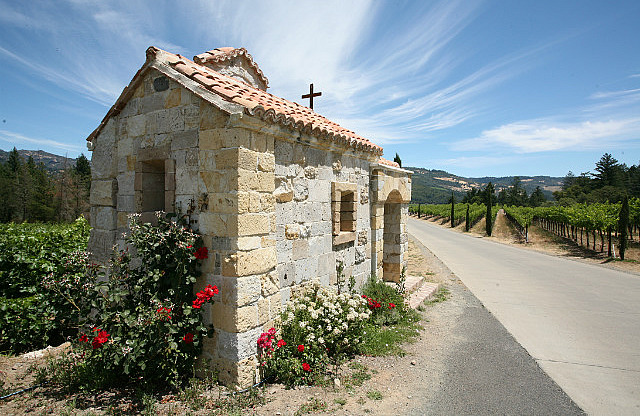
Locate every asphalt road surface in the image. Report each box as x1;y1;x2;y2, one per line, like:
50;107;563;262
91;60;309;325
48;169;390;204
409;217;640;415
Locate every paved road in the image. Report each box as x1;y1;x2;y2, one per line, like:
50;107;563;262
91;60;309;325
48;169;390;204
409;217;640;415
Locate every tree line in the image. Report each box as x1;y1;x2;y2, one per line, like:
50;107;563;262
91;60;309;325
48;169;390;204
554;153;640;204
0;148;91;223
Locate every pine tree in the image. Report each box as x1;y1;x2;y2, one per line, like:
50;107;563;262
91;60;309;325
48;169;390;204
485;182;494;236
450;191;455;228
393;153;402;167
619;195;629;260
465;204;470;232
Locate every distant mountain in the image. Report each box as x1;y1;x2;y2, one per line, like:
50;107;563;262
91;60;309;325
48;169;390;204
0;149;81;172
407;167;563;204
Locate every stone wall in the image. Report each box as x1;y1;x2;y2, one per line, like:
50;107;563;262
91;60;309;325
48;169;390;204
272;138;374;302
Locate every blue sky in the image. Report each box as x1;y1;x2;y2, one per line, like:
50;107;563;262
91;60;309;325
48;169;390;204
1;0;639;178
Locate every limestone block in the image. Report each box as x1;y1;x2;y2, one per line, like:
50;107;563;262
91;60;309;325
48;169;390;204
216;148;239;170
91;147;117;181
318;253;335;279
276;238;292;264
164;88;181;108
355;246;366;264
141;91;167;113
175;168;199;195
260;271;279;297
156;107;184;134
308;236;326;257
90;180;117;206
292;239;309;261
280;286;291;306
127;114;147;137
120;97;140;118
293;179;308;201
88;228;116;262
277;262;295;288
171;129;198;150
117;194;134;212
237;213;271;236
93;206;117;231
256;172;275;193
199;128;224;151
274;139;292;164
275;190;293;203
294;257;317;283
234;236;262;251
200;101;228;130
268;292;282;321
260;194;276;212
310;221;330;237
238;148;258;172
257;297;269;326
209;193;238;214
215;327;262;362
308;180;329;202
199;212;236;236
257;153;275;172
183;105;199;130
223;247;276;277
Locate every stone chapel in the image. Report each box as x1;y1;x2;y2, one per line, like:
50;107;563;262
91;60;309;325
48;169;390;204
86;46;411;386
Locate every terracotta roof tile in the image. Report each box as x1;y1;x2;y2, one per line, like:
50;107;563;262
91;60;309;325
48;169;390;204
159;48;382;154
378;157;400;168
193;47;269;90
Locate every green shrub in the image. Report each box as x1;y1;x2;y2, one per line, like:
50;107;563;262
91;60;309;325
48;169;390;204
258;283;371;387
0;217;90;298
0;218;91;353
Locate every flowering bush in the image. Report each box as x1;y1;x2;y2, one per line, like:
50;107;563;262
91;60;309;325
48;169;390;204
360;274;405;326
258;283;371;387
66;213;215;389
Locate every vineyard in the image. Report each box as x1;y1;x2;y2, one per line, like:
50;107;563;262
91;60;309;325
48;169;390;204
411;199;640;259
503;199;640;256
409;203;496;231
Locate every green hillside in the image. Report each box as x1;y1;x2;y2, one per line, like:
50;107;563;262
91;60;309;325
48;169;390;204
407;167;563;204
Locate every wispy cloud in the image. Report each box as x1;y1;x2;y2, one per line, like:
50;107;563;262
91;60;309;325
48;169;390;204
0;130;83;153
432;155;515;169
454;117;640;153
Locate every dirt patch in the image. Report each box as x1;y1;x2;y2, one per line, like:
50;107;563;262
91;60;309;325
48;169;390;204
0;239;457;415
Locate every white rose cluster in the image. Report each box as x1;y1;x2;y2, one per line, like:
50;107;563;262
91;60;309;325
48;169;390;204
278;283;371;359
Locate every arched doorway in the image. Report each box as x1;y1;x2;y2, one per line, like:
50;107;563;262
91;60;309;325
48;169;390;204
382;190;402;282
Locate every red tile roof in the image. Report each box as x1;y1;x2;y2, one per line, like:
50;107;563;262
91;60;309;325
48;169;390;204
88;46;383;155
193;47;269;90
378;157;400;168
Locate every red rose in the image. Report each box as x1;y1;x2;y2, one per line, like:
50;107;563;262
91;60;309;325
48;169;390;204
91;330;110;349
79;334;88;343
277;339;286;348
183;333;194;344
297;345;304;352
302;363;311;372
194;247;208;260
192;299;204;309
388;303;396;309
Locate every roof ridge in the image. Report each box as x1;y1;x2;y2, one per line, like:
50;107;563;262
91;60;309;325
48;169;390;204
193;47;269;89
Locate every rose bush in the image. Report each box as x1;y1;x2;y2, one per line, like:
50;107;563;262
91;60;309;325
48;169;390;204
50;213;215;390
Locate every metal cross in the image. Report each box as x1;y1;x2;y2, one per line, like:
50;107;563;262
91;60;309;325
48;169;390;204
301;83;322;109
